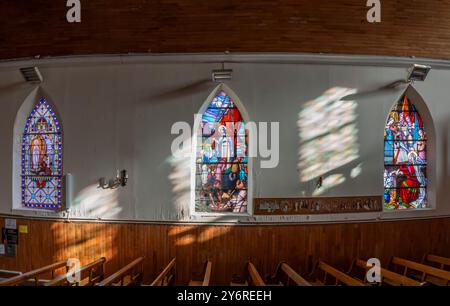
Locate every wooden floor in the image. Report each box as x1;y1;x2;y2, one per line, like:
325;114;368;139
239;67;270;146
0;216;449;285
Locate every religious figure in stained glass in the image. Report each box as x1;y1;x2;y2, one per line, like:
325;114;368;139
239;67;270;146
384;95;427;209
195;90;248;213
21;98;63;209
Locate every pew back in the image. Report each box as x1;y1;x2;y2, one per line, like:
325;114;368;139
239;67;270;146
189;260;212;286
0;260;68;286
354;259;421;286
423;254;450;271
45;257;106;286
391;257;450;286
269;262;311;286
313;261;364;286
96;257;144;286
247;262;266;286
151;258;176;286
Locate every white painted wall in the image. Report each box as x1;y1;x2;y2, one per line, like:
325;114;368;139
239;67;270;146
0;54;448;223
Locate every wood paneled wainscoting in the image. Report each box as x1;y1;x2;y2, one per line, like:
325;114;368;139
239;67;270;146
0;216;449;285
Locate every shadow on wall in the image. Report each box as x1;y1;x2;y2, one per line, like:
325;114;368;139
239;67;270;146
142;79;213;105
71;183;122;218
297;87;362;196
167;137;192;220
49;183;122;277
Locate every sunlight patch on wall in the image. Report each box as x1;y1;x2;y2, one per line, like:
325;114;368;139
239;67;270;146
71;184;122;219
167;137;192;220
298;87;360;189
168;223;231;246
312;174;346;196
350;163;363;179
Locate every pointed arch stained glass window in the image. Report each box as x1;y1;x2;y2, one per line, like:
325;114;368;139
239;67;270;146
21;98;63;210
384;95;427;210
195;90;248;213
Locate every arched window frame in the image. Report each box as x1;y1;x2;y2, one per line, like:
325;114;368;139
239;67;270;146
383;85;435;212
190;83;253;216
12;89;64;212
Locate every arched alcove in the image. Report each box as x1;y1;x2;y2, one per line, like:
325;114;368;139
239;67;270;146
191;83;252;216
383;85;436;210
12;87;64;211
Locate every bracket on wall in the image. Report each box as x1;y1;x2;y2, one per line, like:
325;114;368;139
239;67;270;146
98;169;128;189
212;62;232;82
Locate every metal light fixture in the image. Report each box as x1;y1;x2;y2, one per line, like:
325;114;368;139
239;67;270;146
407;64;431;82
212;63;232;82
20;66;43;83
99;169;128;189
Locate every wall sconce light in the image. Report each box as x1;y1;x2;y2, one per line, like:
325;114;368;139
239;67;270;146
98;169;128;189
212;63;232;82
407;64;431;82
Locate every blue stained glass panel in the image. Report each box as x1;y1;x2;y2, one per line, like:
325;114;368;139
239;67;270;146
195;90;248;213
21;99;63;210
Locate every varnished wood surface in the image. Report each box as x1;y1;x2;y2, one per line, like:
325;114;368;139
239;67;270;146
96;257;144;286
316;261;365;286
424;254;450;270
279;263;311;286
354;259;421;286
247;262;266;286
391;257;450;285
0;260;67;286
189;260;211;286
45;257;106;286
151;258;176;286
0;216;449;285
2;1;450;60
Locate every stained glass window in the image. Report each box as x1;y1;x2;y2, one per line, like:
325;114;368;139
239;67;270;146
195;90;248;213
21;98;63;210
384;95;427;210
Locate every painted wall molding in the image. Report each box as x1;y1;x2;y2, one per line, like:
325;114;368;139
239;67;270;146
3;52;450;70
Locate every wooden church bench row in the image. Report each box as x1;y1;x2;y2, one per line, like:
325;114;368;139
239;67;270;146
0;260;68;286
1;254;449;286
390;256;450;286
422;254;450;271
348;259;422;286
230;261;266;286
96;257;144;286
150;258;177;286
188;260;212;286
45;257;106;286
267;262;311;286
309;260;365;286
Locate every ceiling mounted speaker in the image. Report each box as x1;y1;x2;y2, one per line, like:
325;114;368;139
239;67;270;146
212;62;232;82
212;69;232;82
407;64;431;82
20;66;43;83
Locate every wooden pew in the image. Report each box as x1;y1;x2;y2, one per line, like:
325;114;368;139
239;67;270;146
151;258;176;286
422;254;450;271
309;260;365;286
189;260;212;286
349;259;421;286
230;261;266;286
0;260;68;286
267;262;311;286
390;257;450;286
96;257;144;286
0;269;22;281
45;257;106;286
